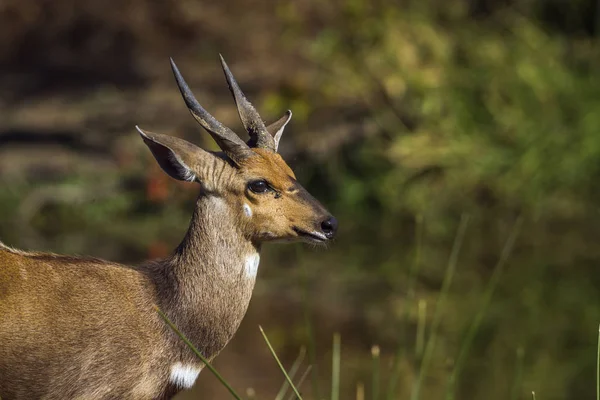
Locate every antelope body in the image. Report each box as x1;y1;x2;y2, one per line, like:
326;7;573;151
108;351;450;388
0;56;337;400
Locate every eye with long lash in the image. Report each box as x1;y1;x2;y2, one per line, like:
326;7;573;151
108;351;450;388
247;180;270;194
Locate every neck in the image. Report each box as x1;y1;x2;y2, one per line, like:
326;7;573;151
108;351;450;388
153;194;260;360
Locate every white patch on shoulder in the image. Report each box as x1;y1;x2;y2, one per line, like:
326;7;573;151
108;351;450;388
170;363;200;389
244;253;260;279
243;203;253;217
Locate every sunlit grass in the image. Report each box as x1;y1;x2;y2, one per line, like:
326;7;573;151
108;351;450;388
331;333;341;400
371;345;380;400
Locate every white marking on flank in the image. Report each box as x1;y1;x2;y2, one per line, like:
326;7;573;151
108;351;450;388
244;253;260;279
170;363;200;389
243;203;252;217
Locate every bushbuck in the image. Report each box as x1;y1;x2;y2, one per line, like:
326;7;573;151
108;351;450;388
0;55;337;400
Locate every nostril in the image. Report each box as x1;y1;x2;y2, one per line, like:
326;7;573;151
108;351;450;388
320;216;338;238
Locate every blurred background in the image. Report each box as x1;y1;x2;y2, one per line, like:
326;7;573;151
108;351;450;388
1;0;599;398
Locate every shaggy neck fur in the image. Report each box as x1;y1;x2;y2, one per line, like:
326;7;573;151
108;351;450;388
148;194;259;363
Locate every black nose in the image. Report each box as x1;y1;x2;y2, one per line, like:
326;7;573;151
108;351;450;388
320;216;338;239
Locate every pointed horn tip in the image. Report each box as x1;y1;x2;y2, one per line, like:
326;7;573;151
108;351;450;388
168;57;195;102
219;55;233;77
169;57;181;74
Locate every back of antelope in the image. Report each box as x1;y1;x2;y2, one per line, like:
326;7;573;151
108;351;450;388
0;55;337;400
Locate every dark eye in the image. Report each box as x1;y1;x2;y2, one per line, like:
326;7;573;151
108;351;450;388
248;180;269;194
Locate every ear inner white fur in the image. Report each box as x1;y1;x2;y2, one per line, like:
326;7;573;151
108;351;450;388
273;110;292;151
136;126;197;182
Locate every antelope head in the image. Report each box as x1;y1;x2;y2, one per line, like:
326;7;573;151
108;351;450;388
137;56;337;245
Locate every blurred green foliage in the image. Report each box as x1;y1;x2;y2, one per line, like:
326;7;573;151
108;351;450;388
267;1;600;399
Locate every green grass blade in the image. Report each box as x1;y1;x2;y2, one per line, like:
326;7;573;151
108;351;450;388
276;347;306;400
154;306;242;400
301;258;321;400
532;391;537;400
331;333;341;400
356;381;365;400
596;325;600;400
411;214;470;400
510;347;525;400
371;345;380;400
416;299;427;359
446;217;522;399
387;214;424;399
408;214;425;308
287;365;313;400
259;325;303;400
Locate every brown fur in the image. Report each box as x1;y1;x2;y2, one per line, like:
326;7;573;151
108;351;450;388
0;137;334;399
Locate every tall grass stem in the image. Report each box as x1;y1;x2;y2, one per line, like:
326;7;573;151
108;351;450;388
387;214;424;398
411;214;470;400
371;345;381;400
275;347;306;400
416;299;427;358
331;333;341;400
597;324;599;400
301;258;321;400
259;326;303;400
446;217;522;399
286;366;313;400
356;382;365;400
510;347;525;400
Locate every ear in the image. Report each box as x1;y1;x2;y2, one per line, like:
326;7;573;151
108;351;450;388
137;126;209;183
266;110;292;152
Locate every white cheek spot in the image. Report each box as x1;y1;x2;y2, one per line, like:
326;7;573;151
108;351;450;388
170;363;201;389
243;203;252;217
244;253;260;279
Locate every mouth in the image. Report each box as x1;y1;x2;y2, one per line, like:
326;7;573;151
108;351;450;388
293;227;328;243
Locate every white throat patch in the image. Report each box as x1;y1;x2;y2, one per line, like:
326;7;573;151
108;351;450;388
169;363;200;389
244;253;260;279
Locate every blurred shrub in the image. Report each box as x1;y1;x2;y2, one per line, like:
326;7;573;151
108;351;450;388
283;1;600;223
